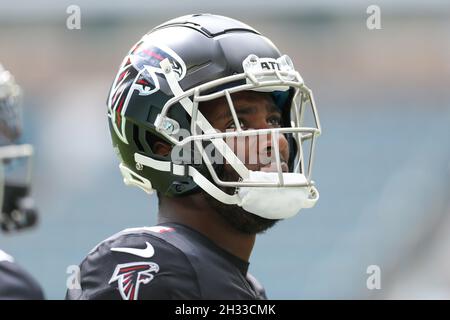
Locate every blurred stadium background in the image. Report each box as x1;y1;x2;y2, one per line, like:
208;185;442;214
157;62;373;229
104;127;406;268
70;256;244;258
0;0;449;299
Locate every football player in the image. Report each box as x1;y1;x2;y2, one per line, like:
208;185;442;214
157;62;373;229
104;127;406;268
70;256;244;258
67;14;321;300
0;63;43;299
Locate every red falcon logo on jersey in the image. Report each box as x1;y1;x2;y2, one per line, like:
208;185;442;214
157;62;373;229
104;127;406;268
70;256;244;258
109;262;159;300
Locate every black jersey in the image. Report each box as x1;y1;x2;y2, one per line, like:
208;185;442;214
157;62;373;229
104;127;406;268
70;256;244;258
66;223;267;300
0;249;44;300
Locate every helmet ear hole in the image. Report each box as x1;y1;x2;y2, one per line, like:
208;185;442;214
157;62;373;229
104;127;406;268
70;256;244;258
145;130;172;159
153;141;171;157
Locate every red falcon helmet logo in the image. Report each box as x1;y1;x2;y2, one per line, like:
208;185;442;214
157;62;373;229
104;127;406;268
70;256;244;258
109;262;159;300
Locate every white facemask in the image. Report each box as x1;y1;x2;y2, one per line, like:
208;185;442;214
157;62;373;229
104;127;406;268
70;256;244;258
237;171;319;219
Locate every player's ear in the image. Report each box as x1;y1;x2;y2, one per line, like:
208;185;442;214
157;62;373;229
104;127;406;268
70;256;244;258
153;141;171;157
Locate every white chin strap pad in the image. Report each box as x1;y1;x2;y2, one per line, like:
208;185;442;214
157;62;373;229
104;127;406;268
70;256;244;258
237;171;319;219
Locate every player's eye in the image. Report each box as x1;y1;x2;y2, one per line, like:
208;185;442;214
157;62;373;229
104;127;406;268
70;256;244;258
267;115;282;127
227;119;246;130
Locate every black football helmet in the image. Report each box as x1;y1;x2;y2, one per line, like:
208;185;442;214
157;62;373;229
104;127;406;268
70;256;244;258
107;14;321;216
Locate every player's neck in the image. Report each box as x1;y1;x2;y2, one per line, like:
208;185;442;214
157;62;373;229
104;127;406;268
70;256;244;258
158;194;255;262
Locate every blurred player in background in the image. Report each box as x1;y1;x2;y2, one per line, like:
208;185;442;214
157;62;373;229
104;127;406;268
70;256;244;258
0;63;43;299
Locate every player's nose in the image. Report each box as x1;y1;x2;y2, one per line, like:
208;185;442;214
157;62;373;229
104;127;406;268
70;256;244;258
253;130;289;168
263;132;289;162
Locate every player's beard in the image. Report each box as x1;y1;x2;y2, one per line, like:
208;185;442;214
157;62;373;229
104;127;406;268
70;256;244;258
203;164;280;235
